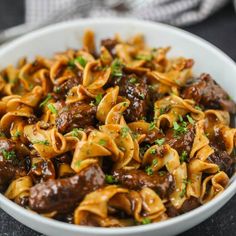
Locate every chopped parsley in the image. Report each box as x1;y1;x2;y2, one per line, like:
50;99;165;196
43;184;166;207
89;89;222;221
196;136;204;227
98;139;107;146
149;148;157;155
180;151;188;163
141;218;151;225
195;105;202;111
67;60;75;68
95;94;103;105
1;149;16;160
75;160;81;167
129;77;137;84
152;159;158;165
173;121;187;137
135;54;153;62
179;178;191;198
159;105;171;115
148;122;156;131
145;166;153;176
40;94;52;107
187;114;195;124
31;163;37;169
75;56;87;68
53;87;61;93
71;128;83;137
121;127;129;138
178;115;183;122
139;93;145;100
33;140;49;145
158;171;166;176
155;138;165;146
111;59;123;77
13;131;21;138
47;103;58;114
105;175;118;184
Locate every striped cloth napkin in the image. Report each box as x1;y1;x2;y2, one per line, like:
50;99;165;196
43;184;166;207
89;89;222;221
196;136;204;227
0;0;234;44
26;0;230;26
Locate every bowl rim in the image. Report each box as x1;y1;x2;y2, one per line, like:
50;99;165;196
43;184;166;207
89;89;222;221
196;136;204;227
0;18;235;235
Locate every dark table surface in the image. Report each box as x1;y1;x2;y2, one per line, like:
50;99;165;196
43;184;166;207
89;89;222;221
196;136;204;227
0;1;236;235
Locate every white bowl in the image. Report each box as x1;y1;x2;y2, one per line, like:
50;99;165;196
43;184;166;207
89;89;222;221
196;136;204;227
0;18;235;236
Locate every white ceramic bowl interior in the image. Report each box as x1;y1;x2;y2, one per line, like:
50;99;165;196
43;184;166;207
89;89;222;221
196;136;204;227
0;19;235;236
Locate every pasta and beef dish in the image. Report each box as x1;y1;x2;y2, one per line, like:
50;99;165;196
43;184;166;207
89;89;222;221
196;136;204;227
0;31;235;227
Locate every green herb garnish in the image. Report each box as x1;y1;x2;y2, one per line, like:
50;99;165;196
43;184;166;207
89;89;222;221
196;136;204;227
187;114;195;124
140;93;145;100
105;175;118;184
148;122;156;131
141;218;152;225
135;54;153;62
152;159;158;165
129;77;137;84
71;128;83;137
180;150;188;163
195;105;202;111
98;139;107;146
145;166;153;176
179;115;183;122
179;178;191;198
53;87;61;93
13;131;21;138
47;103;58;114
75;160;81;167
149;148;157;155
158;171;166;176
95;93;103;105
111;59;123;77
121;127;129;138
33;140;49;145
2;149;16;160
75;56;87;68
67;60;75;68
40;94;52;107
155;138;165;146
31;163;37;169
173;121;187;137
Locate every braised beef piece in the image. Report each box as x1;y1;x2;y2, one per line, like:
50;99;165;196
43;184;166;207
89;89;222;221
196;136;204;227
165;124;195;156
0;138;28;191
0;161;17;191
182;74;236;113
110;74;150;122
53;73;82;97
166;197;201;217
208;148;234;177
112;169;175;198
55;101;97;133
29;164;105;213
29;159;56;184
101;38;118;56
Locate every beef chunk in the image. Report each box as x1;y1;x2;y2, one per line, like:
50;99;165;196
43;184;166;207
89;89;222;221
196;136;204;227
208;148;234;177
29;164;105;213
54;74;82;97
112;169;175;198
55;101;97;133
111;74;150;122
0;161;17;191
0;138;28;190
182;74;236;113
29;159;56;184
101;38;118;56
166;197;201;217
165;125;195;156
